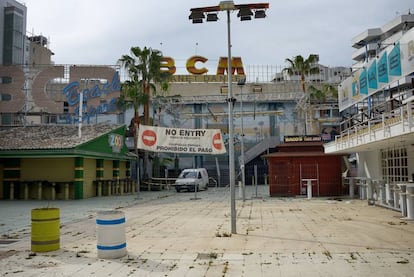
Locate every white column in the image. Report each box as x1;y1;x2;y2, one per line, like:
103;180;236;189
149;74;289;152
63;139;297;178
393;185;400;210
406;186;414;220
397;184;407;217
120;180;124;195
24;183;29;200
349;178;354;198
107;181;111;196
379;181;385;205
64;183;69;200
37;181;42;200
307;180;312;199
9;182;14;200
51;183;56;200
98;181;102;197
385;183;392;206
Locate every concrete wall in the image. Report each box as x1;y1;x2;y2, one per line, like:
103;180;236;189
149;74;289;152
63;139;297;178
83;158;96;198
0;163;3;199
356;151;382;179
103;160;113;179
21;158;73;181
119;161;126;179
29;41;53;67
21;158;74;199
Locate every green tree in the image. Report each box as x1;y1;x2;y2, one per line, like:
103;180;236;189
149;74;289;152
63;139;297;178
307;84;339;135
283;54;320;135
117;79;148;149
118;46;170;179
283;54;320;93
119;46;170;125
308;84;338;104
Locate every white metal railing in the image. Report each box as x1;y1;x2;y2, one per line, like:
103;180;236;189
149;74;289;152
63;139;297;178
160;92;302;105
327;98;414;152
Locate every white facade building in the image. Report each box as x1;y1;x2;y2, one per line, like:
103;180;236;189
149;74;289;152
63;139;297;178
325;12;414;217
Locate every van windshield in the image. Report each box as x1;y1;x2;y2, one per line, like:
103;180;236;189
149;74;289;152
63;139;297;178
179;171;197;179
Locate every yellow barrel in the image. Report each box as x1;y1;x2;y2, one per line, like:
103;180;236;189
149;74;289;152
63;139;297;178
31;208;60;252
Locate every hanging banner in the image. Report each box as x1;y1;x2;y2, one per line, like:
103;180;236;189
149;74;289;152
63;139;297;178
368;60;378;90
137;125;226;155
359;68;368;95
339;27;414;112
377;51;389;83
388;42;402;76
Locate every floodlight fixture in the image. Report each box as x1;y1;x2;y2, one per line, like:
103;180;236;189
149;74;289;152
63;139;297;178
193;18;203;24
254;9;266;18
189;10;205;24
237;7;253;21
207;13;219;22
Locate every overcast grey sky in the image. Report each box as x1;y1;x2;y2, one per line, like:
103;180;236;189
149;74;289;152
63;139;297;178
24;0;413;73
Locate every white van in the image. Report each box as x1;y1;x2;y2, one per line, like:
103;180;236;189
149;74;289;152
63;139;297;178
174;168;209;192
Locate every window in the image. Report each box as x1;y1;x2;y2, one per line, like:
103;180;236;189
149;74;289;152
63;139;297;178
381;147;409;183
320;110;331;117
63;102;69;113
0;77;12;84
1;94;12;101
1;114;12;125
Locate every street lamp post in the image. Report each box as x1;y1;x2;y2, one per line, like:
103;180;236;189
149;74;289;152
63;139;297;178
189;1;269;234
238;78;246;202
135;125;140;198
224;6;237;234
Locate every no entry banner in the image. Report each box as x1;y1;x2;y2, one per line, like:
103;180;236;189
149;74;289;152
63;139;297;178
137;125;226;155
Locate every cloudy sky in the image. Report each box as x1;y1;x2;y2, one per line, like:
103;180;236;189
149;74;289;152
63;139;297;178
23;0;413;74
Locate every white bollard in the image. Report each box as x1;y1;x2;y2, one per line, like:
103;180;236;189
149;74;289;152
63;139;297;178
238;181;242;198
96;210;127;259
307;180;312;199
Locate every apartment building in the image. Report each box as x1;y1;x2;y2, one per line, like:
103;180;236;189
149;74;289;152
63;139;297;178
324;12;414;213
0;0;26;65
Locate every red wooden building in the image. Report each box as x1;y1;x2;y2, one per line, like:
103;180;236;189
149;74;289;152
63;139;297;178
263;137;344;197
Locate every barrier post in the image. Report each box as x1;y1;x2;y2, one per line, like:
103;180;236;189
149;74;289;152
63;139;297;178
96;210;127;259
31;208;60;252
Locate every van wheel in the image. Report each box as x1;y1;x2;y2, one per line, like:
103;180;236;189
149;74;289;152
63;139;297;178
176;188;180;193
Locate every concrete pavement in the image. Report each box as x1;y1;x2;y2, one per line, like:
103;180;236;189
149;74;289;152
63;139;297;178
1;185;413;276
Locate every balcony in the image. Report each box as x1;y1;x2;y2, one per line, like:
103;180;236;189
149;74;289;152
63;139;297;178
324;97;414;154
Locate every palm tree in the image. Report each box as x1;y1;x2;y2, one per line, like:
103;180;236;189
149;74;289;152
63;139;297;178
308;84;338;104
118;46;170;180
117;80;148;147
119;46;170;125
283;54;320;135
307;84;339;135
283;54;320;93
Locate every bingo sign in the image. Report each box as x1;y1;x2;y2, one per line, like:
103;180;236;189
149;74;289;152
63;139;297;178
137;125;226;155
108;133;124;153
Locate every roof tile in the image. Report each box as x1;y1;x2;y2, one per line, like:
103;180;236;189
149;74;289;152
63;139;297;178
0;124;122;150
